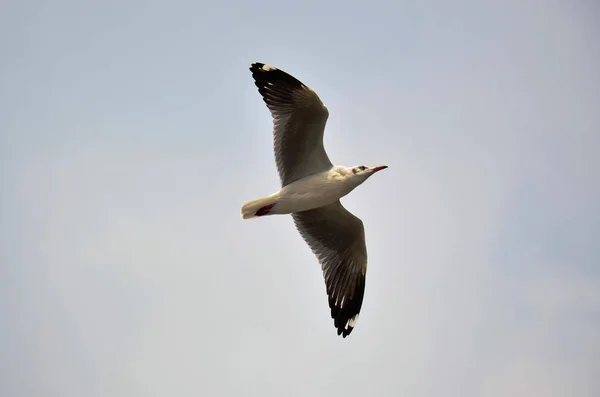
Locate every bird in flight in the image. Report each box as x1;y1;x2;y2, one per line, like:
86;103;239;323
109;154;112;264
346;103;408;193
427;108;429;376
241;62;388;337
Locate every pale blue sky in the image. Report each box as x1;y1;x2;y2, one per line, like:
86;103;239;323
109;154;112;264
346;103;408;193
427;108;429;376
1;1;599;396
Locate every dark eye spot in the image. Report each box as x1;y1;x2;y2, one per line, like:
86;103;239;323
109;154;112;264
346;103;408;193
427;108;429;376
359;166;367;171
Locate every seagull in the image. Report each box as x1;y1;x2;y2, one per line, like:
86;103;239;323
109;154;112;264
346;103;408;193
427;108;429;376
241;62;388;338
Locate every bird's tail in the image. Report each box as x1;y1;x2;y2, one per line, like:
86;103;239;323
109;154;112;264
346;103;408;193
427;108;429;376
241;195;277;219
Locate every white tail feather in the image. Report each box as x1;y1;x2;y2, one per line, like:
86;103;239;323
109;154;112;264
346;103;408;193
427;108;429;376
241;195;276;219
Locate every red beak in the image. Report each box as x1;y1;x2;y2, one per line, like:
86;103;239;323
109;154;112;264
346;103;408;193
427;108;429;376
371;165;388;173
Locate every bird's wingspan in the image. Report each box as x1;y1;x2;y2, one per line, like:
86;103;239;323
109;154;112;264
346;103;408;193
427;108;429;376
292;200;368;337
250;63;333;187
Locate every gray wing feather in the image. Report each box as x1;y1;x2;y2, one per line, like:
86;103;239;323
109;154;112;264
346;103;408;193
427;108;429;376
250;63;333;186
292;201;368;337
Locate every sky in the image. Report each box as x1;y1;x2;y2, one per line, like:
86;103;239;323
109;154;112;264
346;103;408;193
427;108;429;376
1;0;599;396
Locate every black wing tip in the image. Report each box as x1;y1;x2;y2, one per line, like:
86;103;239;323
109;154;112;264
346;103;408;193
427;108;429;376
249;62;266;73
329;276;366;338
334;320;355;338
338;325;354;338
332;312;359;338
249;62;306;90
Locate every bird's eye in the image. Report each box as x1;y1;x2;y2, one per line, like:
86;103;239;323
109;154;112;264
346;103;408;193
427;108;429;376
358;166;367;171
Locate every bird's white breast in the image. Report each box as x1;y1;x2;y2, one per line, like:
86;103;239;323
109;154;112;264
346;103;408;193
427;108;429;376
272;168;355;214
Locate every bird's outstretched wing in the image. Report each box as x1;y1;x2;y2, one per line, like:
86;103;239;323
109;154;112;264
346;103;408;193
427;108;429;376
250;63;333;186
292;200;368;337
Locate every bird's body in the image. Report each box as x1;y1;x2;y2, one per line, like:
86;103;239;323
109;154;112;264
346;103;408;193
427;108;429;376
241;166;361;218
242;62;387;337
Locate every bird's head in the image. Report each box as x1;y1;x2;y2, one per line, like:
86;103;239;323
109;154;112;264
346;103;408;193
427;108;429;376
349;164;388;183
